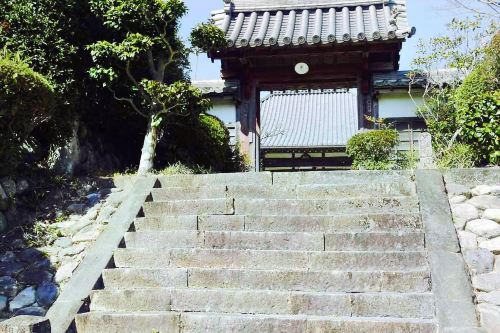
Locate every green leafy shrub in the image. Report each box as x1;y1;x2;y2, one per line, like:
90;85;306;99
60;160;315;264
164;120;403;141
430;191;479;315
346;129;399;170
437;143;478;169
155;114;232;172
453;35;500;165
0;52;55;174
190;22;228;53
156;162;210;175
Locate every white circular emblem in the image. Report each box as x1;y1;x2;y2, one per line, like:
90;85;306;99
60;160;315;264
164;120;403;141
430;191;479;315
295;62;309;75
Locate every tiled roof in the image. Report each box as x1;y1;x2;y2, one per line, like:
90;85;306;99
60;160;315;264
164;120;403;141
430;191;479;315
373;71;425;88
212;0;414;49
192;80;239;96
373;69;464;89
261;89;359;148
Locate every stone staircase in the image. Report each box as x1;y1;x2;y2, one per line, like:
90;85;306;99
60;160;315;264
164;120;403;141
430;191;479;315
75;172;437;333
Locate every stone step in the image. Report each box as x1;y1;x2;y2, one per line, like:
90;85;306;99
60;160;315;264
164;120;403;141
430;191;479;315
90;288;435;319
156;172;272;187
134;213;423;233
272;170;414;185
150;182;417;201
233;197;419;215
103;268;431;293
124;231;424;251
76;312;437;333
142;198;234;216
114;248;429;271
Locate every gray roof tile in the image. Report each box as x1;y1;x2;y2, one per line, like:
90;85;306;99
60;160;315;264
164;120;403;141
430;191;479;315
261;90;359;148
213;0;414;49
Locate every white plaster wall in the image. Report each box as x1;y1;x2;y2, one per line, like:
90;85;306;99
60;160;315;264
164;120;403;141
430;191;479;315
208;100;237;124
378;92;423;118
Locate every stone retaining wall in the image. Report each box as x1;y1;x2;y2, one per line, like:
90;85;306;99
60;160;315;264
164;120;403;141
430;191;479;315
445;169;500;332
0;178;127;322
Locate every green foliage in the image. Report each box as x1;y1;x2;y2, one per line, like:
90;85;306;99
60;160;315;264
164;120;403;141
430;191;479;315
156;161;211;175
453;35;500;164
416;87;458;148
0;51;56;174
412;18;499;167
198;114;231;170
0;0;78;96
190;22;228;54
395;149;419;170
346;130;399;170
23;221;62;248
437;143;478;169
142;81;211;127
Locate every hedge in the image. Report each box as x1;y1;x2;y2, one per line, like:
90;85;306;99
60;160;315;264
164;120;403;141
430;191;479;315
0;55;55;174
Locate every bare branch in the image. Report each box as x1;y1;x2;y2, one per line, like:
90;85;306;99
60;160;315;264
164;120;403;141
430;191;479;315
107;87;148;118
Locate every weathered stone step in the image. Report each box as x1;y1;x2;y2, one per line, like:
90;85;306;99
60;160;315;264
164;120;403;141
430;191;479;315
187;269;430;293
76;312;437;333
90;288;435;319
103;268;430;293
124;231;424;251
181;313;437;333
273;170;414;185
114;248;429;271
233;197;419;215
134;213;423;233
142;198;234;216
150;182;417;201
157;172;272;187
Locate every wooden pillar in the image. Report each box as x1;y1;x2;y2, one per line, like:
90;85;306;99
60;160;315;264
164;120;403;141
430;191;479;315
236;78;259;171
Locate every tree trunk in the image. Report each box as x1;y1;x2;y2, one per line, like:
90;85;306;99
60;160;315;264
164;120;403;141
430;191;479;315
137;116;159;176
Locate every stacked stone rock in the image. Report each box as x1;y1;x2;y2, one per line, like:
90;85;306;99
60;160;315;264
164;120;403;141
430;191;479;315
0;185;126;321
450;183;500;332
0;247;58;318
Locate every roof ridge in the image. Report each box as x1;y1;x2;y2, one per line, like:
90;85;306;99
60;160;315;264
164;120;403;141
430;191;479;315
226;0;392;13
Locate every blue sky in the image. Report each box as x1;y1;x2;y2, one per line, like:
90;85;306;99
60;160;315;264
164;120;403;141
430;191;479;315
179;0;468;80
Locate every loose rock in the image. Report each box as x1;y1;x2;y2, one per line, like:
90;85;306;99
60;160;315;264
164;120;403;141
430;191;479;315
96;206;115;224
18;248;45;263
59;243;86;257
14;306;47;316
480;237;500;254
450;195;467;204
478;303;500;332
0;212;7;233
473;272;500;292
457;230;478;251
67;203;86;214
483;209;500;223
55;260;79;283
0;276;18;297
465;219;500;239
0;262;25;276
447;183;471;197
472;185;493;196
468;195;500;210
478;291;500;305
9;286;36;312
0;295;6;311
36;282;59;307
16;180;29;195
463;249;495;275
71;225;101;243
0;251;16;263
86;193;101;207
0;185;10;212
18;269;54;285
54;237;73;248
0;178;16;197
451;204;479;229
